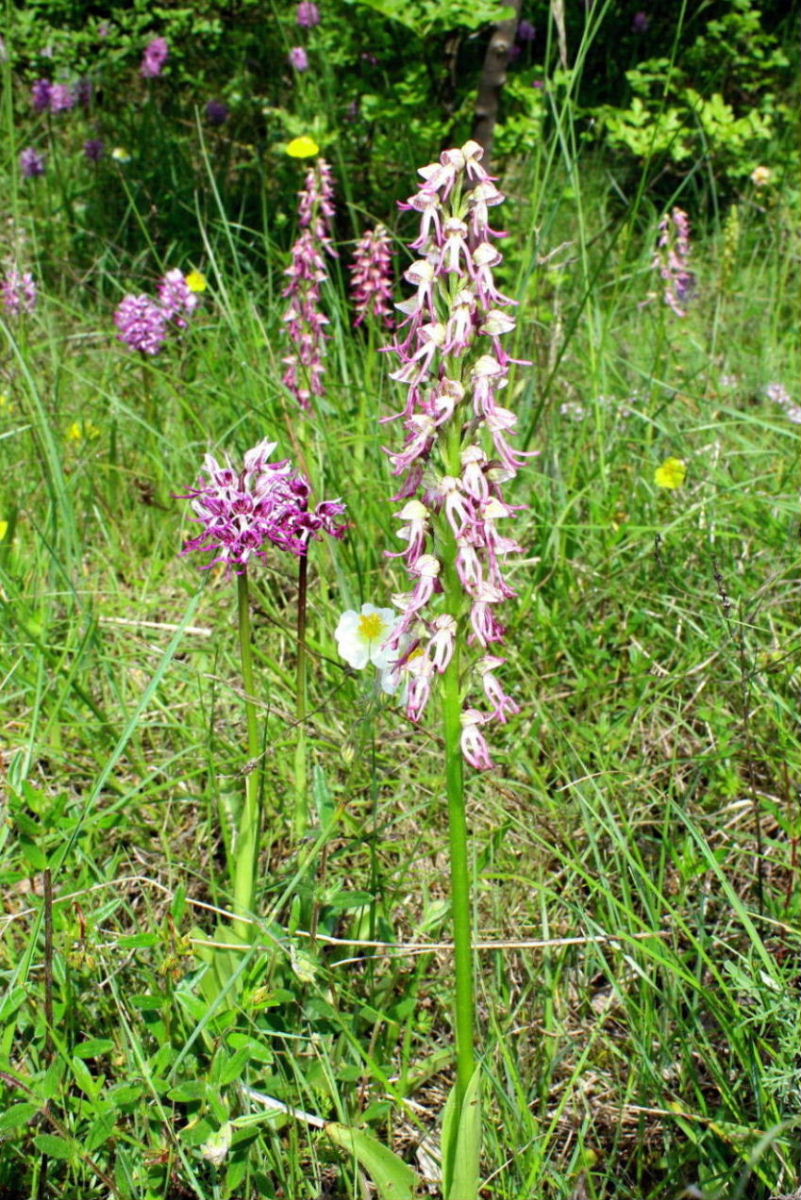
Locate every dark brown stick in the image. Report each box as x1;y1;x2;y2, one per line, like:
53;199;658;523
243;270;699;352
471;0;523;166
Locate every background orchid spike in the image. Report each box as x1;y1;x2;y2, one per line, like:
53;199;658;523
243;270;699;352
654;206;695;317
383;139;533;769
282;158;337;409
178;437;347;573
350;224;394;327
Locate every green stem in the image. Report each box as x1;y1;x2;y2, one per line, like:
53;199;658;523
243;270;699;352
442;643;475;1109
294;552;309;838
232;569;262;940
439;413;476;1109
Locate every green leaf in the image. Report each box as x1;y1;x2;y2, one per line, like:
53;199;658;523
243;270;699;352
442;1069;482;1200
33;1133;76;1160
0;1102;40;1132
324;1123;419;1200
74;1037;115;1059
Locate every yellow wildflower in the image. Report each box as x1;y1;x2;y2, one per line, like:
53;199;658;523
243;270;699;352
654;457;687;489
67;420;101;442
185;269;207;294
286;135;319;158
0;520;7;541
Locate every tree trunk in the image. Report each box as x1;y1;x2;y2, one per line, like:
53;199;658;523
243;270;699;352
471;0;523;167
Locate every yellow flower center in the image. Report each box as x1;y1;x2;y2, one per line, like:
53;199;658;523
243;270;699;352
358;612;386;642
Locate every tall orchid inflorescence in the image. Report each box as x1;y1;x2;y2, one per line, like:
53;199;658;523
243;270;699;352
383;140;531;770
350;224;394;328
281;159;337;410
654;206;694;317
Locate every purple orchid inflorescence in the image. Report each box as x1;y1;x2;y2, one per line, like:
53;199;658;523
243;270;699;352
2;267;38;316
654;207;695;317
179;438;347;573
84;138;105;162
20;147;46;178
141;37;169;78
288;46;309;71
382;140;533;769
114;294;168;355
205;99;230;126
282;159;337;409
32;79;53;111
115;270;202;354
158;269;200;327
350;224;394;328
297;1;321;26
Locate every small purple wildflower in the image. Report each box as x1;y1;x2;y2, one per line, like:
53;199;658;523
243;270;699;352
282;159;337;409
350;224;394;328
32;79;52;111
178;438;347;573
297;1;321;26
2;268;38;316
382;140;533;769
654;207;695;317
20;147;46;178
114;294;168;355
141;36;169;78
158;269;199;326
205;99;230;126
516;19;536;41
84;138;105;162
288;46;309;71
49;83;75;112
632;11;650;33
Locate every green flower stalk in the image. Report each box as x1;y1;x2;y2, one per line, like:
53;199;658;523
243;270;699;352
178;439;346;934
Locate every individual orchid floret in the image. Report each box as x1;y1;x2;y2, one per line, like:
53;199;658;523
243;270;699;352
1;267;38;315
114;294;167;355
282;157;337;409
460;709;495;771
350;225;394;327
382;139;534;767
654;207;695;317
178;438;346;574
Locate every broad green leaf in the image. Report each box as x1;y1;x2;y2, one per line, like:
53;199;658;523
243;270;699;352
0;1102;39;1132
33;1133;76;1160
324;1123;419;1200
446;1068;482;1200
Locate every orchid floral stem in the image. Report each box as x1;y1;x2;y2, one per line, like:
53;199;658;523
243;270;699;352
294;551;309;838
233;568;263;940
442;642;476;1110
